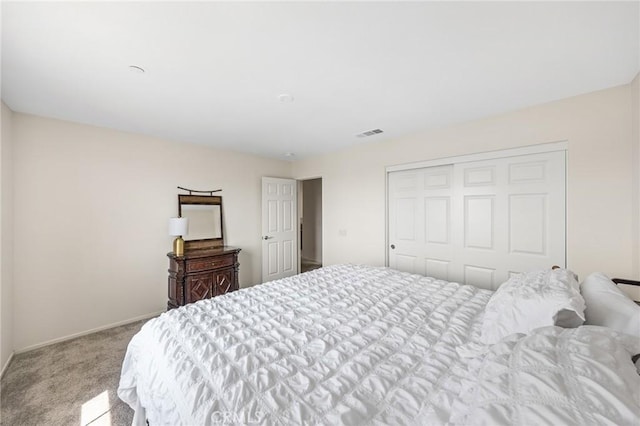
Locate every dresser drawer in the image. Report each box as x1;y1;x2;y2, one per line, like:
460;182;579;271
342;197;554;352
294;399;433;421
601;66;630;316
186;253;235;272
168;248;240;310
185;272;214;304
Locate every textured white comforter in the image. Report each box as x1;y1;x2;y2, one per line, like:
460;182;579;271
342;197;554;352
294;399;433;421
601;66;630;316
118;264;640;425
118;264;492;425
452;326;640;426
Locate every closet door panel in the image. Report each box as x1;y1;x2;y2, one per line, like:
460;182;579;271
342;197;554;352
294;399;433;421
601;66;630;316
502;151;566;277
388;166;453;277
388;149;565;289
509;194;546;255
464;196;495;250
388;170;423;274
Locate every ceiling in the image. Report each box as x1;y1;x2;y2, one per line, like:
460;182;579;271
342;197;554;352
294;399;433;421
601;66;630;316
2;1;638;160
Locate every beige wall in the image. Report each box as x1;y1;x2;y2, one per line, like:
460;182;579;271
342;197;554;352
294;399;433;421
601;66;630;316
11;113;290;351
1;102;14;370
293;81;638;282
4;76;639;352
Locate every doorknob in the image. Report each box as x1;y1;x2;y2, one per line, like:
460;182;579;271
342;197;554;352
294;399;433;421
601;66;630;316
390;244;396;249
262;236;273;240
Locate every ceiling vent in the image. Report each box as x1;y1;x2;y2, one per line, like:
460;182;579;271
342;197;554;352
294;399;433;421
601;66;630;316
356;128;384;138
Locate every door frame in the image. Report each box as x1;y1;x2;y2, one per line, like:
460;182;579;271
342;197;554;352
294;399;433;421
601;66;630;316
295;175;324;273
384;141;568;267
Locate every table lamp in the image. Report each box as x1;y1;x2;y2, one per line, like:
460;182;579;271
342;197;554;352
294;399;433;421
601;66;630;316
169;217;189;256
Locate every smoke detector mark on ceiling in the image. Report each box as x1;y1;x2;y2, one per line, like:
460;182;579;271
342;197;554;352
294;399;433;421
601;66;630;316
356;128;384;138
278;94;294;103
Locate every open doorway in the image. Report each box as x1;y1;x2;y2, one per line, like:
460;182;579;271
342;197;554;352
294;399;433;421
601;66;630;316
299;178;323;273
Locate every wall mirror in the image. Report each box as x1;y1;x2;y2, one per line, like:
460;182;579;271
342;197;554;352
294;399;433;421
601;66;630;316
179;194;224;250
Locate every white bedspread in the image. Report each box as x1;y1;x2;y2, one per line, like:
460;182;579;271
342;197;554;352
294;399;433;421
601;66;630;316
119;265;640;425
118;264;492;425
452;326;640;425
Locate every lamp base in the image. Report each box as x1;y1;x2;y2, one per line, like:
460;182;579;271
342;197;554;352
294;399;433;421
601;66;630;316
173;236;185;256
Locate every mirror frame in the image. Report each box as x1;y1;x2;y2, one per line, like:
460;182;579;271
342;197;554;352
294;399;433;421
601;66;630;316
178;194;224;250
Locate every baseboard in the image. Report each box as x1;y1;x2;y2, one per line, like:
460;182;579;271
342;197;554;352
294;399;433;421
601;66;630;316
15;310;163;354
1;352;14;380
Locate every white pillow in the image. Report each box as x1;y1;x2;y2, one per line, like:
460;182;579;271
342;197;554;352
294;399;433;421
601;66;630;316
480;268;585;344
580;272;640;337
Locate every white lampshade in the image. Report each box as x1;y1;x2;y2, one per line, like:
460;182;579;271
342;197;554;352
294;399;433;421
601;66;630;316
169;217;189;236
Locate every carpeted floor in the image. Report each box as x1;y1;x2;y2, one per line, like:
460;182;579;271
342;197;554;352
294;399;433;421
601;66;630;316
0;319;149;426
301;259;322;273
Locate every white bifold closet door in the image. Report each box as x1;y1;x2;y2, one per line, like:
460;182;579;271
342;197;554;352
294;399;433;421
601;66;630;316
388;150;566;290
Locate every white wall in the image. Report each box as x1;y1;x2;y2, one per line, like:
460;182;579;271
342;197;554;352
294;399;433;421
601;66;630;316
302;178;322;264
1;102;14;371
11;113;290;351
5;76;640;353
293;81;639;282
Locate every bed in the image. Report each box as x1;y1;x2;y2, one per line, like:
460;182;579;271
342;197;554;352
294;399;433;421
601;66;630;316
118;264;640;425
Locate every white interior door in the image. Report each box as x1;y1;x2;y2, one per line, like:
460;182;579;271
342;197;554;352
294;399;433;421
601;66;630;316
388;165;454;279
262;177;298;282
452;151;566;289
388;150;566;290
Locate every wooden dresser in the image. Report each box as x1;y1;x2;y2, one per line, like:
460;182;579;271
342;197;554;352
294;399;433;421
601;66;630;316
167;247;241;309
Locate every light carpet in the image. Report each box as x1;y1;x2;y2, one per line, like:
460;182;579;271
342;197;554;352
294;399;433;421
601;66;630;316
1;319;149;426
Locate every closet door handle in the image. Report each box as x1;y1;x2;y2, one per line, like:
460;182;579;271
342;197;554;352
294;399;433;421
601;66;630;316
390;244;396;249
262;236;273;240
